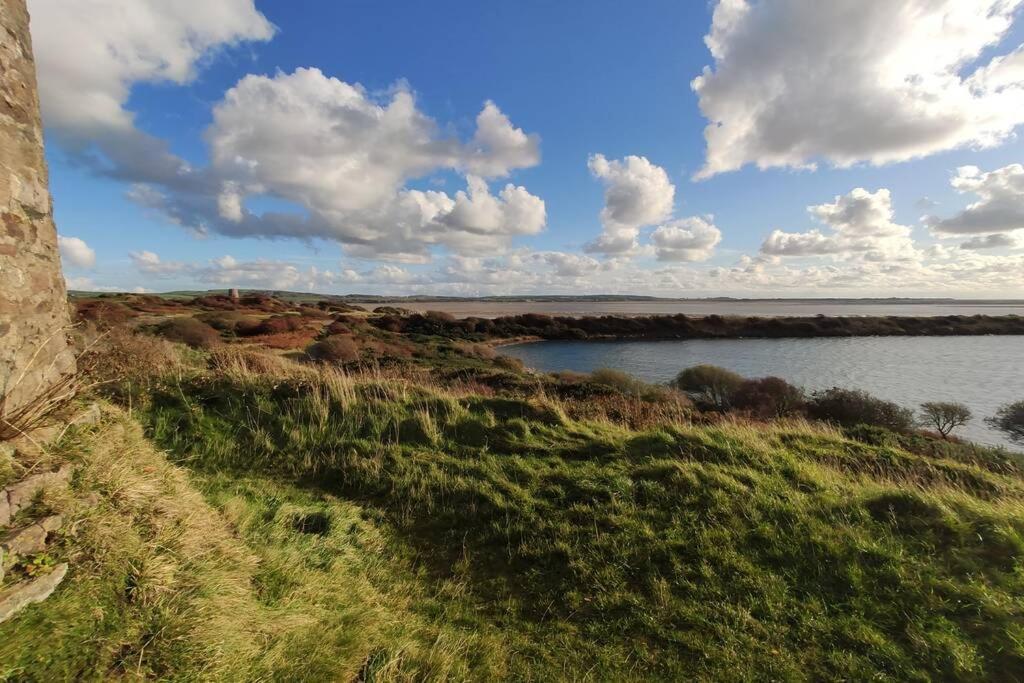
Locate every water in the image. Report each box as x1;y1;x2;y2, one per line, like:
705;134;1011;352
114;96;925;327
376;300;1024;319
502;336;1024;449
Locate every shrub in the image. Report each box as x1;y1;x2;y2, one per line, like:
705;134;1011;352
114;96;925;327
988;401;1024;444
670;365;744;411
197;311;261;334
589;368;648;394
323;322;351;336
807;388;914;431
918;402;972;439
307;335;359;363
154;317;221;349
207;347;288;377
75;299;137;327
732;376;805;419
250;315;306;336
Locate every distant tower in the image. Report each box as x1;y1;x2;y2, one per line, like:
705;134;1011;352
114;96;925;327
229;288;240;302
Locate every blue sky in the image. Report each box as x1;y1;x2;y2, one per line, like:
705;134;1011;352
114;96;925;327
32;0;1024;297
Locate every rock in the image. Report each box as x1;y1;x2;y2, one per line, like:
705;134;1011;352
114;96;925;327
0;495;10;527
2;463;71;519
1;514;60;558
1;523;46;557
0;563;68;623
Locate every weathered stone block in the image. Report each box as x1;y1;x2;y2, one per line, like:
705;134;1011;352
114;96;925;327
0;562;67;623
0;0;75;415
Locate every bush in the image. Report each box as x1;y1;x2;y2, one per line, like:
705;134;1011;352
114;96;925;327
307;335;359;363
155;317;221;349
248;315;306;336
918;402;972;439
589;368;648;394
323;322;351;336
75;299;137;327
807;388;914;431
988;401;1024;444
732;376;805;418
670;365;744;411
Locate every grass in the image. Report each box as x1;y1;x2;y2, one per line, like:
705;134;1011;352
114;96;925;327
0;406;508;681
130;366;1024;681
5;300;1023;680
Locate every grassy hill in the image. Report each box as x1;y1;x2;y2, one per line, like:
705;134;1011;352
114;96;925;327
2;294;1022;680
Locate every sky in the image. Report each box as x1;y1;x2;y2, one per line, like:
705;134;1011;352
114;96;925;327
28;0;1024;298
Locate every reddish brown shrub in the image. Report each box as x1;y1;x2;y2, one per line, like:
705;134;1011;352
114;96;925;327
75;299;138;327
307;335;360;363
732;376;806;419
154;317;222;349
324;322;352;336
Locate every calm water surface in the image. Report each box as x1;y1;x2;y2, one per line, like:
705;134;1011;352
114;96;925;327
503;336;1024;449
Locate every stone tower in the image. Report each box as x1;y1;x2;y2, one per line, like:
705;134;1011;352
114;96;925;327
0;0;75;413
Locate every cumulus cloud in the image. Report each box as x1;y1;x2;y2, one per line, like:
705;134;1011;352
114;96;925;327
928;164;1024;236
101;67;544;260
692;0;1024;177
585;154;675;254
761;188;917;262
57;235;95;268
650;217;722;262
30;0;274;185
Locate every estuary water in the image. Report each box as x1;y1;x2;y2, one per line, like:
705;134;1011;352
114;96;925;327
502;335;1024;449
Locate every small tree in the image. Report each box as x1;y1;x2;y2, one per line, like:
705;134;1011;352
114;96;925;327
670;365;744;411
987;401;1024;444
919;402;972;439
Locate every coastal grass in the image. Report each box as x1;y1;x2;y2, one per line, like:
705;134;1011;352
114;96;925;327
134;366;1024;681
0;407;507;681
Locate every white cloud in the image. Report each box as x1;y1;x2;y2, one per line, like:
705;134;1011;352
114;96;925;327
585;154;675;254
693;0;1024;177
928;164;1024;236
761;188;917;262
57;235;95;268
650;217;722;262
30;0;274;184
112;67;544;260
130;250;185;275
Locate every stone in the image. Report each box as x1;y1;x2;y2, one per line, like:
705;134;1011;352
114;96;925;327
0;0;76;416
0;496;9;527
2;463;71;519
1;522;45;556
0;562;67;623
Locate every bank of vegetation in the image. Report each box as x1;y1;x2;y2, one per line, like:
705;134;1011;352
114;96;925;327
1;293;1022;680
376;309;1024;340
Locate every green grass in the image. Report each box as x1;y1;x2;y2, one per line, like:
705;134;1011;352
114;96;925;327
132;372;1024;681
0;409;508;681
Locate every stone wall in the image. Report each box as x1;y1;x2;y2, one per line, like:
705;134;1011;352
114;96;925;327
0;0;74;413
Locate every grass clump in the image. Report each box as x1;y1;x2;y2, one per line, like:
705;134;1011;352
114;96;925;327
133;368;1024;681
